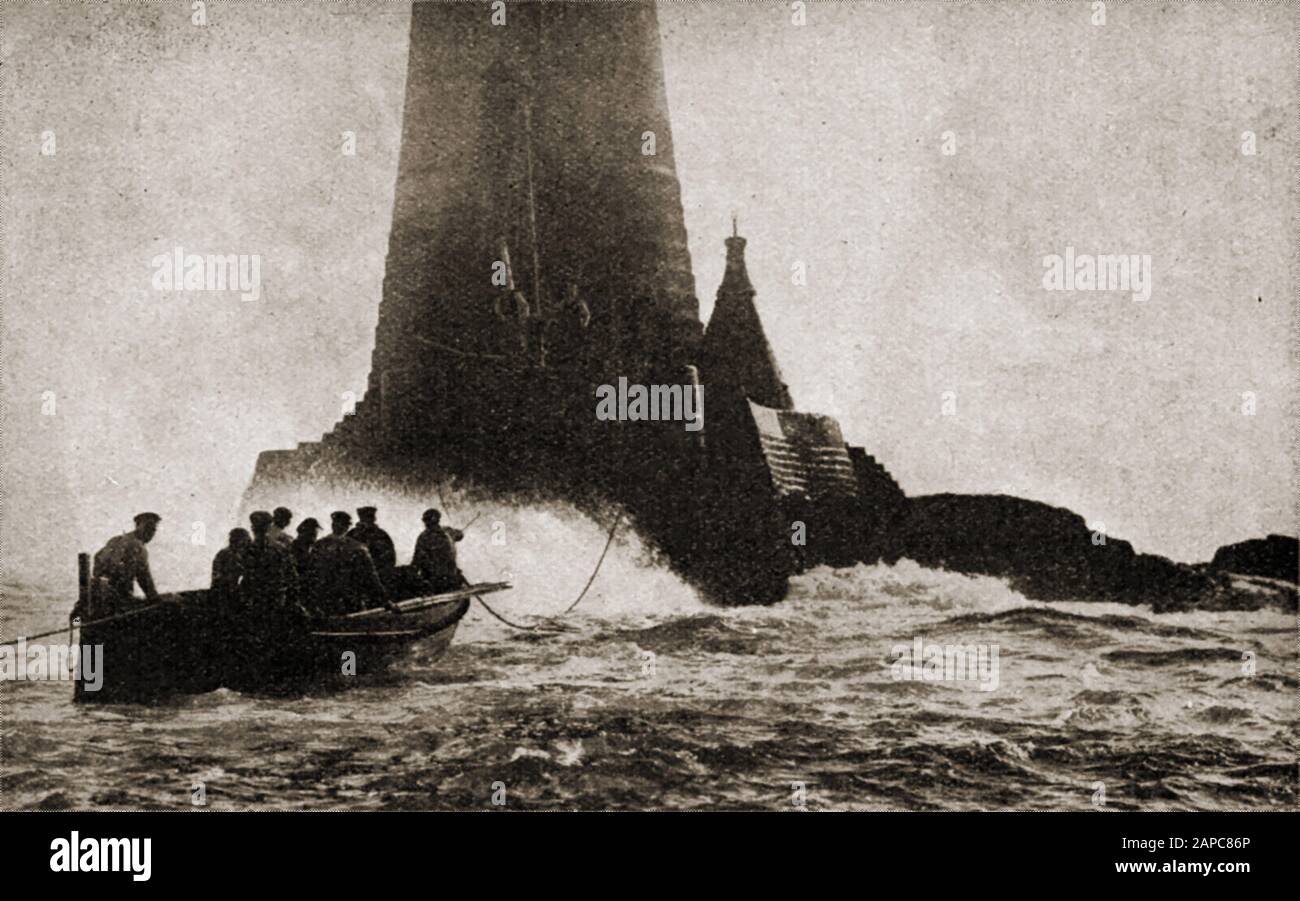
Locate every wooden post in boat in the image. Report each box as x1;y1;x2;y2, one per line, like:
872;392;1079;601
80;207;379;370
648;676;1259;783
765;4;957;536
77;552;90;612
73;552;89;701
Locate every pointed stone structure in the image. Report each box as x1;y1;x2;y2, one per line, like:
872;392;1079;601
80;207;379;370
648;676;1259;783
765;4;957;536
703;220;793;411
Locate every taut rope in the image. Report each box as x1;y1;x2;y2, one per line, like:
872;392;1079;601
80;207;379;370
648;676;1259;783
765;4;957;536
561;512;621;616
0;601;170;648
471;511;621;631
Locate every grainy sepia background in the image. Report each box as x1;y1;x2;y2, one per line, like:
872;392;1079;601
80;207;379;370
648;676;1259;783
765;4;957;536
0;1;1295;811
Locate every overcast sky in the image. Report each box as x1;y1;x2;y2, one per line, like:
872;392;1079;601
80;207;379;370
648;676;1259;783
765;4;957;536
2;0;1293;585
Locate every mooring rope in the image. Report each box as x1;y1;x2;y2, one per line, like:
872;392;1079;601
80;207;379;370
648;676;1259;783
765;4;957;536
561;512;621;615
0;602;169;648
472;592;541;631
467;511;621;631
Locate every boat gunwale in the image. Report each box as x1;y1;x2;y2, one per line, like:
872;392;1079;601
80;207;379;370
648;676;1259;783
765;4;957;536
310;597;471;640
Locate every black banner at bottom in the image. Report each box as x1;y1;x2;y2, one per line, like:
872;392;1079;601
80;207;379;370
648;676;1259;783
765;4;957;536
1;810;1290;887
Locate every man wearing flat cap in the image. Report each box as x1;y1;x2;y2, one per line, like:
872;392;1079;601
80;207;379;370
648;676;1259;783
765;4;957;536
348;506;397;590
309;511;389;615
89;512;162;616
291;517;321;576
241;510;300;619
412;508;465;594
210;527;251;604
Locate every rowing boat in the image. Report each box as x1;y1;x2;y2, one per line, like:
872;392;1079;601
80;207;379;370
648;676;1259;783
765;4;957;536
71;569;510;702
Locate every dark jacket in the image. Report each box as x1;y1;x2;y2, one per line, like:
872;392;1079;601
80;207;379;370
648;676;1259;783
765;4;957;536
347;523;397;584
309;534;386;615
291;535;316;579
412;526;464;592
91;532;158;614
241;537;298;611
210;545;245;599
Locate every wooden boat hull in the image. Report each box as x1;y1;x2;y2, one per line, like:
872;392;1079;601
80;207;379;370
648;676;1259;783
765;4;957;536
217;596;472;696
73;586;486;703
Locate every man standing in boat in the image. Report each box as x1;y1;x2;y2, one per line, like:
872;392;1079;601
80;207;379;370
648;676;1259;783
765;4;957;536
242;511;303;622
310;511;389;615
291;517;321;575
210;527;250;603
412;508;465;594
348;506;397;590
88;512;162;616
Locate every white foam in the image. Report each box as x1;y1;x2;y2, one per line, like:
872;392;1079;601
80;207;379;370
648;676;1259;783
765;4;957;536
788;558;1037;615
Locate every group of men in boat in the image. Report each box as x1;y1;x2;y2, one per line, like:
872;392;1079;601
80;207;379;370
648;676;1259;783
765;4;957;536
82;507;466;622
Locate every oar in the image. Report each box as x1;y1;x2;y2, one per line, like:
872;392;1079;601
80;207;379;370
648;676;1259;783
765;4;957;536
344;582;512;619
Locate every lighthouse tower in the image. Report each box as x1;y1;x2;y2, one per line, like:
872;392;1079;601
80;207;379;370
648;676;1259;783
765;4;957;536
366;0;700;399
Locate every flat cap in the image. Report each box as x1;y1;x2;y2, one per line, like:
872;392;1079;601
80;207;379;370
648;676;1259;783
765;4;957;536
134;512;161;525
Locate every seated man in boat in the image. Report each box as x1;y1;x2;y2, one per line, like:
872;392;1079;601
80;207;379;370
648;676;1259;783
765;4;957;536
348;506;397;590
89;512;162;616
210;527;250;603
309;511;391;616
242;511;309;628
291;517;321;575
412;508;465;594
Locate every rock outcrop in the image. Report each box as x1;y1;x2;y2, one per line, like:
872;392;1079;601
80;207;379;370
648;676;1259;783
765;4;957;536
881;494;1295;612
1206;534;1298;584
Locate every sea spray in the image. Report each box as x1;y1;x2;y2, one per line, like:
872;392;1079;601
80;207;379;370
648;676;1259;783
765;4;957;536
785;559;1039;615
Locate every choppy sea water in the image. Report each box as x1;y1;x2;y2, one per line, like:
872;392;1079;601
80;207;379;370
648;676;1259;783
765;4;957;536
2;528;1295;810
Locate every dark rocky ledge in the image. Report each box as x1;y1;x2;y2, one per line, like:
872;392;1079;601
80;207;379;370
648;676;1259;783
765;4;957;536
873;494;1296;613
1205;534;1298;584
